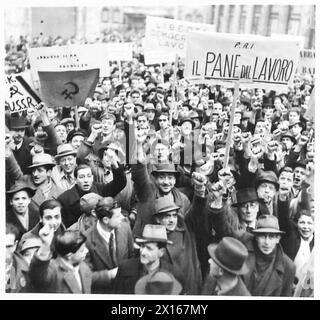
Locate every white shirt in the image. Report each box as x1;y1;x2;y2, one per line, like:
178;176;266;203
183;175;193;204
96;221;116;248
294;236;313;281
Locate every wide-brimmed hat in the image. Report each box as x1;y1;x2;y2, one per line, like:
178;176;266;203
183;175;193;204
179;117;195;128
66;128;87;143
207;237;249;275
135;270;182;295
54;144;77;161
256;170;279;190
6;180;36;198
151;164;179;177
9;116;29;130
60;117;75;126
280;132;296;144
136;224;172;245
19;237;42;253
28;153;56;170
80;193;103;214
232;188;259;207
252;215;285;234
153;196;180;216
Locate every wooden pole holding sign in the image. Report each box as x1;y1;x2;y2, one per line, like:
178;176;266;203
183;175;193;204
74;105;80;129
223;80;240;169
172;54;178;102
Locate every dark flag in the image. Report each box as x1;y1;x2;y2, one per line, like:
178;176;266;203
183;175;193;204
38;69;99;108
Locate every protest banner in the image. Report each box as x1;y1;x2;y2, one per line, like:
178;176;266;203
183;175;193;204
297;49;315;75
28;44;111;82
38;68;100;108
144;16;216;65
5;73;41;113
185;32;301;90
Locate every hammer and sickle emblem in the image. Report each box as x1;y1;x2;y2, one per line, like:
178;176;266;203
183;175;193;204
9;85;23;98
61;82;79;100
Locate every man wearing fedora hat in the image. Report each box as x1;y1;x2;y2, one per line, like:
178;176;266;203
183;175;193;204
51;144;78;192
202;237;251;296
131;135;190;238
6;181;39;240
6;152;64;210
113;224;173;294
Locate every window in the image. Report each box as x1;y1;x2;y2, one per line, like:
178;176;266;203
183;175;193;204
252;5;262;34
112;9;121;23
101;8;109;23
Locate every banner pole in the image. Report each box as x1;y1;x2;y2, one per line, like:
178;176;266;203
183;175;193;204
172;54;178;102
74;105;80;130
118;60;122;83
223;80;240;169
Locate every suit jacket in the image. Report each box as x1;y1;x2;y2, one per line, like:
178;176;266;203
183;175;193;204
85;221;134;294
201;275;251;296
29;254;92;293
242;237;296;297
58;166;126;227
6;206;39;241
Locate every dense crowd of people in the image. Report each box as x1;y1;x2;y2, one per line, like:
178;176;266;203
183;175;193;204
5;29;315;297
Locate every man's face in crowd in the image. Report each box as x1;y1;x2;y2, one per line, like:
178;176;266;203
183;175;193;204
281;137;294;151
234;112;242;125
55;125;67;143
70;243;88;266
118;89;126;100
257;182;277;205
256;233;280;255
192;117;201;128
139;242;164;266
47;107;57;120
208;257;223;278
190;96;200;109
216;148;226;165
32;166;50;186
71;135;84;151
279;171;294;193
181;121;193;136
154;173;176;195
289;111;300;125
239;201;259;224
255;121;265;135
59;155;76;174
156;210;178;232
21;247;39;266
11;129;25;144
293;166;306;188
66;123;75;134
76;167;94;192
102;79;111;93
137;115;148;128
6;233;17;266
264;107;274;119
41;206;62;232
26;108;36;122
153;143;170;162
158;115;169;130
10;190;31;215
131;92;140;104
179;106;190;118
290;123;302;137
297;215;314;240
213;103;223;114
102;118;116;136
146;109;155;121
105;207;124;230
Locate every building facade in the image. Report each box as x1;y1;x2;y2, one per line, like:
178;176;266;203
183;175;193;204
4;5;315;49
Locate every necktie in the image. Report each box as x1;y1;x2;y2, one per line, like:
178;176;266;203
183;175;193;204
109;233;117;267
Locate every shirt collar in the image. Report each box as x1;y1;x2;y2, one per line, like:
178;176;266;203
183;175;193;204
97;220;114;243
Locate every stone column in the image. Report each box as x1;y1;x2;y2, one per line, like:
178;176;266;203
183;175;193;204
278;5;290;34
220;5;229;33
230;5;241;34
258;5;271;36
244;5;254;34
214;5;220;31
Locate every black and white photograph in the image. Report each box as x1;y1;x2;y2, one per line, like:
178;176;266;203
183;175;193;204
4;1;316;299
